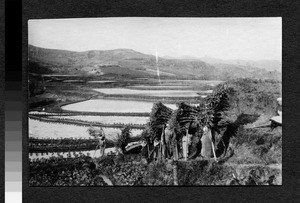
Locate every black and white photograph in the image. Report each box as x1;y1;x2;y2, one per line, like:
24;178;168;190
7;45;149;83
28;17;282;186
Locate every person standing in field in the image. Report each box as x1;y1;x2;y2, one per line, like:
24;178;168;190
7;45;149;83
276;97;282;116
200;126;217;161
140;139;148;163
269;97;282;129
98;134;106;157
153;137;160;161
88;127;106;158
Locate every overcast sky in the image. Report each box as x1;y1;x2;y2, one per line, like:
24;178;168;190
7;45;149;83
28;17;281;61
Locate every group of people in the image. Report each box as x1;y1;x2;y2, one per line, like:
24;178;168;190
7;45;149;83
141;122;219;163
91;118;228;162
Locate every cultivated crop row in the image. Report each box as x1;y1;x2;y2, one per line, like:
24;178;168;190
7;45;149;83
29;136;141;153
29;115;146;129
48;115;149;125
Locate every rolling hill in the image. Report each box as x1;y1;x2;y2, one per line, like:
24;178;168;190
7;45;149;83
28;45;281;80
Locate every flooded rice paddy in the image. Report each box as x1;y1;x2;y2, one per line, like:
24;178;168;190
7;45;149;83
86;80;116;83
93;88;201;97
126;85;192;90
61;99;178;113
29;119;142;139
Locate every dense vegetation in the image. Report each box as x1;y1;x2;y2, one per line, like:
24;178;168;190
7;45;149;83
29;154;108;186
230;127;282;165
30;152;281;186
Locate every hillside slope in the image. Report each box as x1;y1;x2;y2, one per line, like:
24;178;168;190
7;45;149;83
28;45;281;80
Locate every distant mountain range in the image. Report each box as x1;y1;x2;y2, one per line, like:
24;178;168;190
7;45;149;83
164;55;281;72
28;45;281;81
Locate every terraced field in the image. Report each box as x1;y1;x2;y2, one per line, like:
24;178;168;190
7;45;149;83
29;81;213;161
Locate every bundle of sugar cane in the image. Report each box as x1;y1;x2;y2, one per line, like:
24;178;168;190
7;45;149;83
167;109;180;130
166;103;200;139
175;102;200;126
204;84;233;116
149;102;173;136
199;84;234;127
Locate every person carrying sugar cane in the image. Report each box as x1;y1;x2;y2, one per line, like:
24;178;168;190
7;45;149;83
87;126;106;158
158;123;168;162
149;102;173;161
200;125;218;161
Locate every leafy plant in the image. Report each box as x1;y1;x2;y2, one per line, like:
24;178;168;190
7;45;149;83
114;126;132;154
